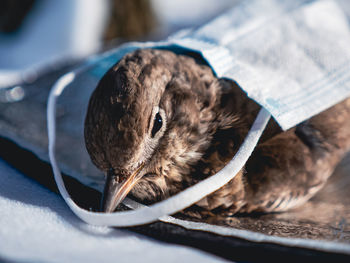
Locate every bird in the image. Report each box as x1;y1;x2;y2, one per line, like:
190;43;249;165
84;48;350;217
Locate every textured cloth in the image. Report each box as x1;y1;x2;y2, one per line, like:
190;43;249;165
0;159;226;263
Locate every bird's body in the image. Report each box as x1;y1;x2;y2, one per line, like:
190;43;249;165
84;49;350;216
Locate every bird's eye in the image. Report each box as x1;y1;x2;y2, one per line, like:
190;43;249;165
151;112;162;138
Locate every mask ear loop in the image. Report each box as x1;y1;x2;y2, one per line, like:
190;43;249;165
47;61;271;227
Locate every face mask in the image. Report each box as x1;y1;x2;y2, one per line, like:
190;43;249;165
48;0;350;226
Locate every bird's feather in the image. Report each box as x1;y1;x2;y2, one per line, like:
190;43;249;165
84;49;350;216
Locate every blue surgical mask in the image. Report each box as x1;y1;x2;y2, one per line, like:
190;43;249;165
47;0;350;226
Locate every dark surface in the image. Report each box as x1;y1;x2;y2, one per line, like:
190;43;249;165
0;59;349;261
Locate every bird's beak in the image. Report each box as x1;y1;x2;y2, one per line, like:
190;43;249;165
101;164;144;213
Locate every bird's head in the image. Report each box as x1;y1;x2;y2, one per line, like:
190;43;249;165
84;49;222;212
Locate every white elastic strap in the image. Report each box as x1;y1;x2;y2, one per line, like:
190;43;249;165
47;69;271;227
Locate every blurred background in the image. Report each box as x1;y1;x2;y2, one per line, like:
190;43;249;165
0;0;238;95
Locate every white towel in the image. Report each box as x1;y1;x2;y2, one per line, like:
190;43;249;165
0;159;225;263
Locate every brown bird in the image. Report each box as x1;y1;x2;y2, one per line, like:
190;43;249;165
84;49;350;216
